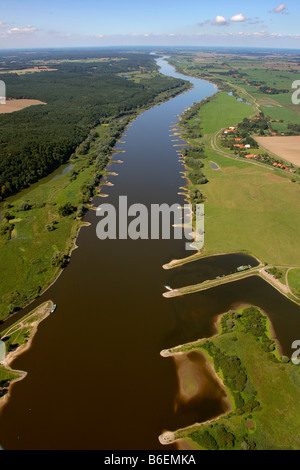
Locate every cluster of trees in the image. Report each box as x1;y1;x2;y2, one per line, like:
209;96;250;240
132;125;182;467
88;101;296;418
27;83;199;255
241;306;278;358
202;332;261;416
51;252;69;269
0;220;14;239
58;202;77;217
181;145;206;159
217;71;289;96
202;340;249;395
0;379;9;398
0;52;187;199
187;170;208;185
223;135;259;152
287;123;300;135
182;146;208;186
267;267;283;280
4;286;42;315
238;114;270;133
259;86;289;95
188;189;204;209
78;120;129;203
180;97;211;125
0;48;159;74
189;425;236;450
184;157;204;170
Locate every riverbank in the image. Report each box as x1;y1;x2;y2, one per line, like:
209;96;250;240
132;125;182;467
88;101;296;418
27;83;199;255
0;56;224;450
160;306;300;450
172;88;300;266
0;301;53;412
0;76;190;323
162;261;300;307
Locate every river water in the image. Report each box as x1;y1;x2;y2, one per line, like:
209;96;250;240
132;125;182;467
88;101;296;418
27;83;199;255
0;57;299;450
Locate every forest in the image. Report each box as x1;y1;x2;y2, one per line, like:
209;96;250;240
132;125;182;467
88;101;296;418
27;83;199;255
0;50;188;199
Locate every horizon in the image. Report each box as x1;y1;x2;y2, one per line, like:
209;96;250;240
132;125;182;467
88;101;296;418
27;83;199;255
0;45;300;52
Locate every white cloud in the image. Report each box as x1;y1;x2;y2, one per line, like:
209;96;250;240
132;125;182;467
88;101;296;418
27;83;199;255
198;20;210;27
230;13;246;22
6;25;37;35
272;4;288;13
199;13;255;27
213;15;228;26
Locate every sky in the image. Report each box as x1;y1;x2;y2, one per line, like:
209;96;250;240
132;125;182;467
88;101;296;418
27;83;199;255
0;0;300;49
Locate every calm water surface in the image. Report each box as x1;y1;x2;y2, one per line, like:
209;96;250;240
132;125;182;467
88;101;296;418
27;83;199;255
0;58;299;450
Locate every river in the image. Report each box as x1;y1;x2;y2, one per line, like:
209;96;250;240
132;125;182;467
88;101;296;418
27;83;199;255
0;57;299;450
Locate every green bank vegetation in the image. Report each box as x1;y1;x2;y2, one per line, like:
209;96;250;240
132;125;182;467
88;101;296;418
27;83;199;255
170;306;300;450
0;301;53;400
287;269;300;299
174;67;300;268
0;120;126;320
0;50;189;199
0;51;190;321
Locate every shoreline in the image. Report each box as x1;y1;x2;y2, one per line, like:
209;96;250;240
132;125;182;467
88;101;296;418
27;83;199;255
0;77;191;328
163;250;261;270
162;268;300;307
159;305;284;448
159;314;232;447
0;301;53;414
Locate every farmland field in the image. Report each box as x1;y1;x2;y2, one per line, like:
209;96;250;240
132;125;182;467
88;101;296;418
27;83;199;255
255;136;300;166
0;98;46;114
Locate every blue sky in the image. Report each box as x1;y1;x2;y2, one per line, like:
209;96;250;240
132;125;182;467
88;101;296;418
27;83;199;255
0;0;299;49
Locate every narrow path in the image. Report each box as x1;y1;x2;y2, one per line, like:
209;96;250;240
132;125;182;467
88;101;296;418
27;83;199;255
163;265;300;306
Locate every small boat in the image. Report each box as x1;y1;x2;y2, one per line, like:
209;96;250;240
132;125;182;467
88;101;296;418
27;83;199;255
236;265;252;273
51;304;57;313
164;286;173;291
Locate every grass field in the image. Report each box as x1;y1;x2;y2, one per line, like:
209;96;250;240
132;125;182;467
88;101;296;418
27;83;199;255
0;301;53;402
0;75;190;321
202;160;300;265
0;128;104;319
171;307;300;450
288;269;300;299
193;92;254;136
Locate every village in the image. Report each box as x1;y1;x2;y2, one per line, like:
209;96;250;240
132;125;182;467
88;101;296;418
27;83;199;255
218;113;297;174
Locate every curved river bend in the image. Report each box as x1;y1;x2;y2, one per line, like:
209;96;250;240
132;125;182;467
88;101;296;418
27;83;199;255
0;58;300;450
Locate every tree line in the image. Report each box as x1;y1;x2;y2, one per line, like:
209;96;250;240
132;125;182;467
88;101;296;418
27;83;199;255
0;52;188;199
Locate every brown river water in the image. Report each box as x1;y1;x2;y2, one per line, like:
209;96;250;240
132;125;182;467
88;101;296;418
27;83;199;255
0;58;299;450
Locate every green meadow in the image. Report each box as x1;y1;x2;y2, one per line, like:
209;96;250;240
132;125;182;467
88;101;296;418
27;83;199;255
288;269;300;298
173;307;300;450
0;152;96;320
192;92;254;136
202;162;300;265
182;91;300;266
